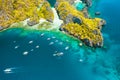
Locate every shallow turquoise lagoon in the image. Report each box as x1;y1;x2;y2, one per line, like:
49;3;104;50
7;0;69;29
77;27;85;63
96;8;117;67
0;0;120;80
74;2;85;11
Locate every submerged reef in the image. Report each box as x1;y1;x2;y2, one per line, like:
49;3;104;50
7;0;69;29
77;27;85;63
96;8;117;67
0;0;106;47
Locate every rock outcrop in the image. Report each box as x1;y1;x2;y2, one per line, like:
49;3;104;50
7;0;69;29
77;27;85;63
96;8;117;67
0;26;3;30
0;0;54;28
0;0;106;48
55;0;105;47
82;0;92;7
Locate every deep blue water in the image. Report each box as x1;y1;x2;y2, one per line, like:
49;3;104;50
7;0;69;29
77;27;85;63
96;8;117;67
0;0;120;80
93;0;120;65
93;0;120;44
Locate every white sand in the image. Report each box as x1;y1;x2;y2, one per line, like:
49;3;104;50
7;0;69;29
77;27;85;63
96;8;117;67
10;8;63;31
51;8;63;29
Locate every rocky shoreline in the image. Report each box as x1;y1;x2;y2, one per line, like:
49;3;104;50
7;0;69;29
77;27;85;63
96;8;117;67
55;0;106;47
0;0;106;47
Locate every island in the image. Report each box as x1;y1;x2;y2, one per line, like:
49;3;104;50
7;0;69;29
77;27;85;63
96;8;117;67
0;0;106;47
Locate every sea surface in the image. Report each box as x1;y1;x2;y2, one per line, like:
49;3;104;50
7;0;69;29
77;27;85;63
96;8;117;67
0;0;120;80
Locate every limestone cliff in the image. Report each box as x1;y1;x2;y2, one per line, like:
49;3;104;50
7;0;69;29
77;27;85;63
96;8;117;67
0;0;106;47
55;0;106;47
0;0;54;29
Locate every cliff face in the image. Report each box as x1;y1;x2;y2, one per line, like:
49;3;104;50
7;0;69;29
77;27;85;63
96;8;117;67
0;0;106;47
55;1;105;47
0;0;54;28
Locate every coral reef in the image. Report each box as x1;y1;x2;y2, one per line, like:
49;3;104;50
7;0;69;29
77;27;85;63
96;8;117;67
0;0;106;47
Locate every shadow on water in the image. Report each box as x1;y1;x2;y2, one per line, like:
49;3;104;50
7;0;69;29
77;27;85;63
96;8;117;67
47;0;56;7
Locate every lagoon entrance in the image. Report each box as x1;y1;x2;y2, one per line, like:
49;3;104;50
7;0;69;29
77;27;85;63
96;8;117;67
47;0;56;7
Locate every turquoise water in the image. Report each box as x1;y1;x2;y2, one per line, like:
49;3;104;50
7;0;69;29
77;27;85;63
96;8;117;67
74;2;85;11
0;0;120;80
0;28;117;80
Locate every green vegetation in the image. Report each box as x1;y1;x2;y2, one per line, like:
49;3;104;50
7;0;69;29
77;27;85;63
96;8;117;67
0;0;54;28
56;1;105;47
